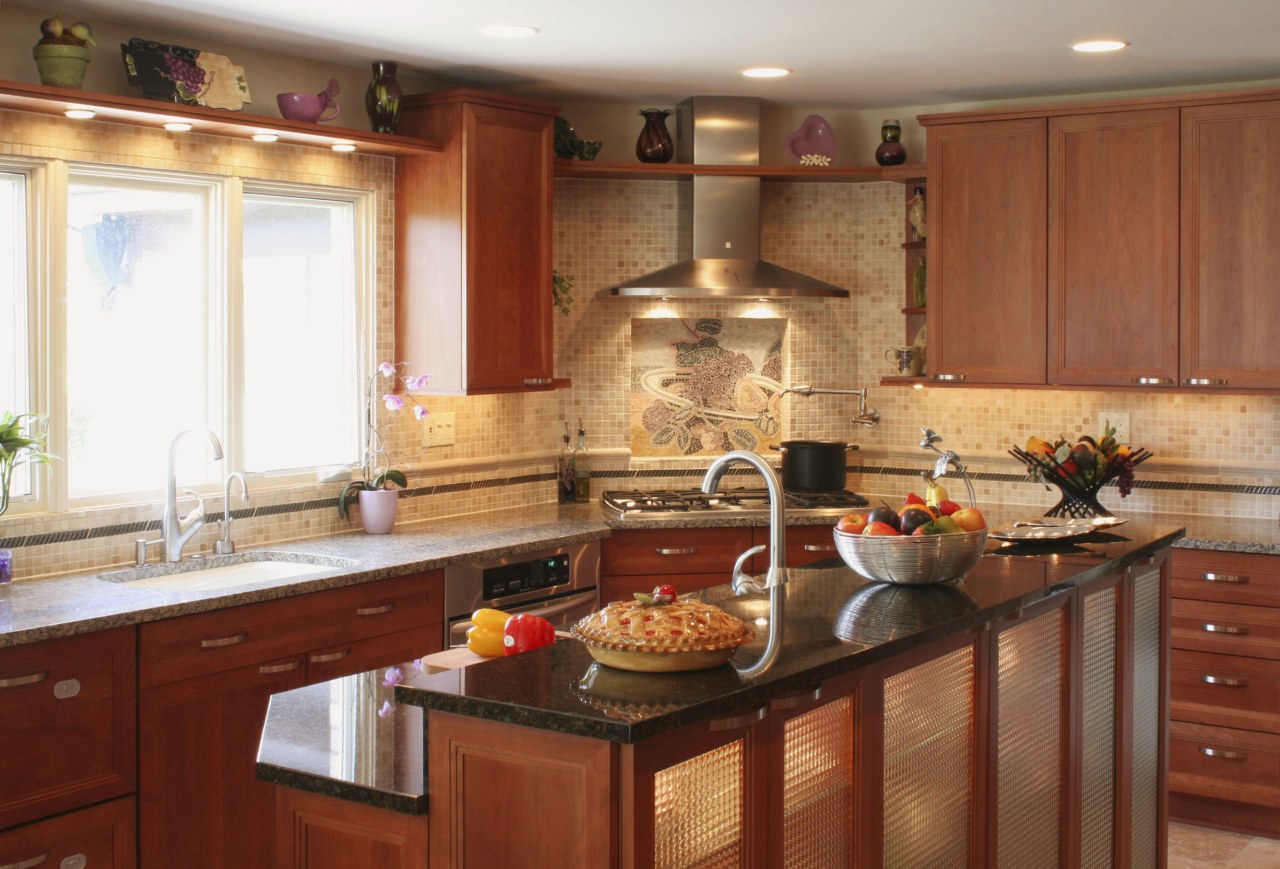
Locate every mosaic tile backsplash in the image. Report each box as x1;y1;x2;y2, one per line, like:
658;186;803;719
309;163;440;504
3;115;1279;580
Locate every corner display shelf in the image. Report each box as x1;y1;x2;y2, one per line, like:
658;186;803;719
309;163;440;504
882;171;929;387
555;158;926;183
0;79;442;156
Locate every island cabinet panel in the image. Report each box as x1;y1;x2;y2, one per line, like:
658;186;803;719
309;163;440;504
427;711;616;869
396;89;558;395
1078;578;1121;869
138;573;443;869
1169;549;1280;836
1126;556;1170;869
926;117;1047;385
0;795;136;869
1047;109;1181;387
0;625;136;831
275;786;427;869
1181;100;1280;389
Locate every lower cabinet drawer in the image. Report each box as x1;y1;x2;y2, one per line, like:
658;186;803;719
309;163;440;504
1169;720;1280;809
1172;549;1280;609
1171;598;1280;660
1171;649;1280;734
601;528;754;576
0;795;136;868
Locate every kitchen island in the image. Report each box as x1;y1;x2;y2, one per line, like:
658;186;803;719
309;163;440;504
260;519;1183;868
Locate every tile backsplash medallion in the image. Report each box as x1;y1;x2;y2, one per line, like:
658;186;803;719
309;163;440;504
3;113;1279;579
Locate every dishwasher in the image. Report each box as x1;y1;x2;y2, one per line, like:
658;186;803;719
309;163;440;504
443;540;600;648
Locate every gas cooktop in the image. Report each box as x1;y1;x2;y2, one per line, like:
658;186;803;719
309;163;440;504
601;487;869;520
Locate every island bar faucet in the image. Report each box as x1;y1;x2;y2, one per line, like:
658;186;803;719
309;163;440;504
155;428;224;562
702;450;787;591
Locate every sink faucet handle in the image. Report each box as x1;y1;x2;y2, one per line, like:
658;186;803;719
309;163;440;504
180;487;207;523
731;545;767;595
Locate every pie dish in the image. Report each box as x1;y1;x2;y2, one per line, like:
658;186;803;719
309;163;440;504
572;597;754;672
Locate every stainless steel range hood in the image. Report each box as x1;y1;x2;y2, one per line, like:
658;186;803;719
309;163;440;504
600;96;849;299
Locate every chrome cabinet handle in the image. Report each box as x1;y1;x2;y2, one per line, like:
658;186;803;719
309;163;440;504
1200;746;1248;760
258;660;303;675
356;603;395;616
1202;674;1248;687
655;547;697;556
1201;572;1249;584
802;544;836;552
709;707;765;731
308;649;351;664
1132;376;1175;385
0;671;48;689
1184;378;1228;386
522;377;552;385
0;852;49;869
201;632;248;648
931;373;966;382
1202;623;1250;635
770;686;823;711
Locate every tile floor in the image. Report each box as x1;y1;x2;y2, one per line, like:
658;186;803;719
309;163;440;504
1169;822;1280;868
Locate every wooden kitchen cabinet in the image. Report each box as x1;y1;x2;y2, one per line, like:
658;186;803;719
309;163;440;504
0;795;137;869
925;117;1047;385
275;786;427;869
600;527;754;602
1180;99;1280;389
396;88;559;395
1169;548;1280;836
0;625;136;831
138;572;443;869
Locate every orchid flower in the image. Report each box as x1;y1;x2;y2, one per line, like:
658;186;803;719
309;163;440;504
382;394;405;411
378;361;396;378
377;699;395;719
383;665;404;687
413;405;428;421
404;373;431;391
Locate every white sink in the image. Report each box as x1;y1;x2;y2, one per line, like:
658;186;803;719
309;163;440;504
100;552;358;592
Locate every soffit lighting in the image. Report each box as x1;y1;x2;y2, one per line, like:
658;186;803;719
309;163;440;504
742;67;791;79
1072;40;1128;53
252;133;279;142
163;121;192;132
64;108;95;119
480;24;540;39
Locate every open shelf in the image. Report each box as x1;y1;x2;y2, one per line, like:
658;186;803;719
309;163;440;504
555;158;927;183
0;78;442;156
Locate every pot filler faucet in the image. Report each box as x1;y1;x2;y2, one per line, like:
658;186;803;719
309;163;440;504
136;429;224;564
780;384;880;428
702;450;787;593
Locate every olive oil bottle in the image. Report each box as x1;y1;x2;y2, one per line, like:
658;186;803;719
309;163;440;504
557;422;575;504
572;421;591;504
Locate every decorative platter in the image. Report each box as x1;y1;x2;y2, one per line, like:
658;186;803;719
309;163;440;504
121;38;251;110
990;516;1128;541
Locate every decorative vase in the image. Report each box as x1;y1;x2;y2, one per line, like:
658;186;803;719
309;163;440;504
364;61;402;134
874;118;908;166
358;488;399;534
635;109;673;163
33;43;90;89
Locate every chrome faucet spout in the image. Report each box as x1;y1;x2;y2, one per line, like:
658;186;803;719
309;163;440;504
702;450;787;590
162;429;224;563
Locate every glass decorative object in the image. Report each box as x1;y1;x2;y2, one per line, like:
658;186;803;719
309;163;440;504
636;109;674;163
875;119;908;166
365;60;402;133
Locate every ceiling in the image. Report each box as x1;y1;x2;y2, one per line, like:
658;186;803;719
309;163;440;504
59;0;1280;109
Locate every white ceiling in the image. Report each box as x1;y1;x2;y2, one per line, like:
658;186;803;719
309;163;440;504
60;0;1280;108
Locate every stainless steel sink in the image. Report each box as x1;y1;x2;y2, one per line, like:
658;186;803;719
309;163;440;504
99;551;359;592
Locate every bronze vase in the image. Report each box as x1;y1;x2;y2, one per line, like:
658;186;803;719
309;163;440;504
635;109;674;163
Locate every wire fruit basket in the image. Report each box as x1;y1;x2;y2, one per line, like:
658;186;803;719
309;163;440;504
1008;445;1152;518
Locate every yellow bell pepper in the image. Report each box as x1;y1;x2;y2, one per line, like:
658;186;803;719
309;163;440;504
466;608;511;657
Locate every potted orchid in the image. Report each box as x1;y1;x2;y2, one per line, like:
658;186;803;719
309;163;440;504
337;362;430;533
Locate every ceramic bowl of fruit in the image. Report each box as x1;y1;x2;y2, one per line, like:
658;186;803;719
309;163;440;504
832;485;988;585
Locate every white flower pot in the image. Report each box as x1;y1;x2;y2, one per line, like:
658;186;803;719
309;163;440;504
358;488;399;534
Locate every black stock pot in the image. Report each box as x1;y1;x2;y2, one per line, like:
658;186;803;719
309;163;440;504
771;440;858;491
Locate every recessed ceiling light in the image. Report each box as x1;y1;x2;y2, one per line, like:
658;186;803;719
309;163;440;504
331;142;357;152
1072;40;1128;53
163;121;192;132
252;133;279;142
742;67;791;79
480;24;540;39
64;108;95;119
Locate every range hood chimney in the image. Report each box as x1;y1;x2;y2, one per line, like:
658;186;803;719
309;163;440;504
600;96;849;299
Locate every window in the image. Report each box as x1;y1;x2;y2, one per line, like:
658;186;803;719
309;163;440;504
1;170;34;503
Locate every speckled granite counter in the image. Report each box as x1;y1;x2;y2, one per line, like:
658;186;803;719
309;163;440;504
256;521;1184;812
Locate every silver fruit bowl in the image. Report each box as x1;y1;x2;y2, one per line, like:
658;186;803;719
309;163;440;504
832;526;988;585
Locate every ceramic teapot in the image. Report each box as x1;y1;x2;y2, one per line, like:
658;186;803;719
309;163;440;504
277;78;340;123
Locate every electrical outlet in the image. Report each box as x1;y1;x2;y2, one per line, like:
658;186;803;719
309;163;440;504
1098;411;1130;443
423;412;456;447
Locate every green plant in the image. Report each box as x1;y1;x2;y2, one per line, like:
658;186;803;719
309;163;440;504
336;363;430;520
552;270;575;315
0;412;55;517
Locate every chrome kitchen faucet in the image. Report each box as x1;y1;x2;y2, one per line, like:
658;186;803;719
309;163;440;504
702;449;787;593
136;428;224;565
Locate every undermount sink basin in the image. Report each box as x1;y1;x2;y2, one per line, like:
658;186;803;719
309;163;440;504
99;552;359;592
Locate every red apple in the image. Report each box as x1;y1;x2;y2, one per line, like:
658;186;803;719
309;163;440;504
935;499;961;516
837;512;868;534
950;507;987;532
863;521;901;536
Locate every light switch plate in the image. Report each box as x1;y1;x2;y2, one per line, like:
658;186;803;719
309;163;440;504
1098;411;1130;443
424;412;456;447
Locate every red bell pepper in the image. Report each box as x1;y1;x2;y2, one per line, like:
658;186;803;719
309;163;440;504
503;613;556;655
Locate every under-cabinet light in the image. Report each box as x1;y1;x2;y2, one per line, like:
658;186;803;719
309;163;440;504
163;122;192;132
480;24;540;39
1071;40;1128;53
64;108;96;119
912;383;925;389
252;133;279;142
742;67;791;78
331;142;357;152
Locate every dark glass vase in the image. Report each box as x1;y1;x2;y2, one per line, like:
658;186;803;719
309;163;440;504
875;118;908;166
636;108;674;163
365;61;403;134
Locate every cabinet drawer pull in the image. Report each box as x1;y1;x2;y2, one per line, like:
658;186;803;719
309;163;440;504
522;377;552;385
1132;376;1175;385
201;632;248;648
802;544;836;553
770;686;823;711
1202;623;1250;635
1201;572;1249;584
1201;674;1249;687
709;707;765;731
0;852;49;869
655;547;697;556
309;649;351;664
1184;378;1229;386
356;602;395;616
0;670;48;689
931;373;966;382
258;660;303;674
1200;746;1248;760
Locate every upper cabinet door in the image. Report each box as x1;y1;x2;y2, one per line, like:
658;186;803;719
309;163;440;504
1047;109;1180;387
1181;100;1280;389
927;118;1047;385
